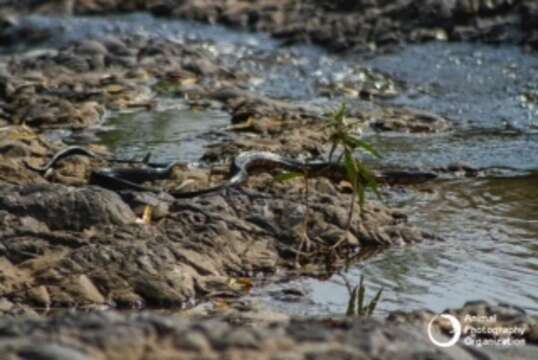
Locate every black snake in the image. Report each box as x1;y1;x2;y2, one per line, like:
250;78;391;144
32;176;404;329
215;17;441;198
25;146;438;198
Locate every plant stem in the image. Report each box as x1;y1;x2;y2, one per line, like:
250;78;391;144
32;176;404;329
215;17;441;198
345;188;356;232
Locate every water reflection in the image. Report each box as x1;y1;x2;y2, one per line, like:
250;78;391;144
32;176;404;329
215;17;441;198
365;132;538;171
96;106;230;163
284;175;538;316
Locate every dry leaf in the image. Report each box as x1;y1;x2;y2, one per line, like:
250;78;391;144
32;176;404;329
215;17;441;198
142;206;153;225
136;206;153;224
227;277;253;293
105;84;125;94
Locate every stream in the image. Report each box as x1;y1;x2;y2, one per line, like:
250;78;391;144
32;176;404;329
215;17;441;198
14;13;538;316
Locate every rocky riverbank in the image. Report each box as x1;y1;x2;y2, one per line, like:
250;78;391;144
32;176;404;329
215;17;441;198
1;2;537;359
0;25;441;310
4;1;538;52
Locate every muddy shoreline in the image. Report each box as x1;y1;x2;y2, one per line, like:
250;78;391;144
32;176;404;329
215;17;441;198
0;2;537;359
0;30;435;309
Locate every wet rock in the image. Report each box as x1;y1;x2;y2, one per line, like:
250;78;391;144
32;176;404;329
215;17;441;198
0;12;18;32
223;89;320;124
0;184;136;231
0;13;53;48
76;39;109;56
318;68;402;100
17;344;90;360
101;35;134;56
365;107;449;133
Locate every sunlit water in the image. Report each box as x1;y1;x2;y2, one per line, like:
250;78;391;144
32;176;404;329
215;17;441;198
13;14;538;315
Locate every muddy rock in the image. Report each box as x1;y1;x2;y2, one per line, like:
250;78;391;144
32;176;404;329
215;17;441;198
0;126;55;185
364;107;450;133
0;32;245;129
0;170;431;308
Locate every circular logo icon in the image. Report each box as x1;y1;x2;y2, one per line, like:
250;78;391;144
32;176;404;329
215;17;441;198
427;314;462;348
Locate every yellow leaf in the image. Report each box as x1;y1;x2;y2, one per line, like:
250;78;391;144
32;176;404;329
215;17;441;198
227;277;253;293
105;84;125;94
142;206;153;225
236;278;253;292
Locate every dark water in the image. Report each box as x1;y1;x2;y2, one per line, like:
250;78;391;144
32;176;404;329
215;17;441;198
17;14;538;315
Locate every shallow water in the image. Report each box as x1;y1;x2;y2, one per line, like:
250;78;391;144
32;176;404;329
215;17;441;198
283;43;538;316
260;175;538;316
13;13;278;51
96;103;231;163
16;14;538;315
365;42;538;131
267;42;538;315
366;132;538;171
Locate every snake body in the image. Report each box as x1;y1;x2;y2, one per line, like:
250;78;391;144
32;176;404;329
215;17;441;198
27;146;438;198
24;146;171;173
25;146;100;173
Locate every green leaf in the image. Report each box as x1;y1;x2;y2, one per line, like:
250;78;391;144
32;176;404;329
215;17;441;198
367;287;384;316
335;103;347;123
343;136;382;159
356;161;381;200
344;152;359;190
356;181;366;207
358;275;366;316
346;286;359;316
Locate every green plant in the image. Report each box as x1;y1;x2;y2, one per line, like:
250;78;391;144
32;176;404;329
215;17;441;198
346;275;383;317
326;103;380;230
273;102;381;257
